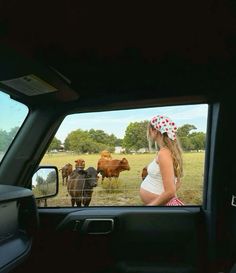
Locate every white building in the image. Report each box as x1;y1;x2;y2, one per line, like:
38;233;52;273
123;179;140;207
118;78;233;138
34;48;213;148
114;146;125;154
137;148;149;153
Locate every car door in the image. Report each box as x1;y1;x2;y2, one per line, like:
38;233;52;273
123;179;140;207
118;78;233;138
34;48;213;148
0;96;229;273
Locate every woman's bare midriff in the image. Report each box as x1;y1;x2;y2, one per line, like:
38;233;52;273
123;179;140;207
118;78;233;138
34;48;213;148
140;187;160;205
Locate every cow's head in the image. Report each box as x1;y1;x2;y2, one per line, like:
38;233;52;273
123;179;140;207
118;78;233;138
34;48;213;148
75;159;85;170
82;167;98;188
120;158;130;170
100;150;112;159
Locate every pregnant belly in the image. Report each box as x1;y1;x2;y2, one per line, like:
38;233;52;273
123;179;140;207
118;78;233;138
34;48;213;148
139;187;160;205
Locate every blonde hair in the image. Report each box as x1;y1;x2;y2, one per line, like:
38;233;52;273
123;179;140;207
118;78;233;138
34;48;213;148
147;123;184;179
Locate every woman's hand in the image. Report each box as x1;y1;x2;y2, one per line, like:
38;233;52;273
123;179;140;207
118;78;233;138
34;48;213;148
146;190;176;206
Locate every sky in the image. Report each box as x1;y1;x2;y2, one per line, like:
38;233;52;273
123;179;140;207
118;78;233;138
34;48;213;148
0;92;29;132
0;91;208;143
55;104;208;142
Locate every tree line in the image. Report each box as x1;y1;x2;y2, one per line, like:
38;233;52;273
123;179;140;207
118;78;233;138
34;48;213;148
0;123;205;154
0;127;19;152
48;129;122;153
48;122;206;153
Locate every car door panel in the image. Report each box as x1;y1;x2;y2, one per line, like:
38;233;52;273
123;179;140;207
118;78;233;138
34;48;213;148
12;207;205;273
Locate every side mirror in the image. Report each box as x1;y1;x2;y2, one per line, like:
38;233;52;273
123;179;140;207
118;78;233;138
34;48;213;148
32;166;59;200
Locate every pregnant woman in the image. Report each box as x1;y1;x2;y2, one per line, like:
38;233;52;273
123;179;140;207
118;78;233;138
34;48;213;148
140;115;184;206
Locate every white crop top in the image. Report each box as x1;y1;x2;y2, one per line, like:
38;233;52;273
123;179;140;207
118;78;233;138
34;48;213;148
140;159;177;195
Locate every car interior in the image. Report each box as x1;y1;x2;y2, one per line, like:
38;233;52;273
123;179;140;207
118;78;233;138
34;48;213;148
0;1;235;273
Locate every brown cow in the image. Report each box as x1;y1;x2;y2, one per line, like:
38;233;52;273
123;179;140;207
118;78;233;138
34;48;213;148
97;158;130;181
74;159;85;170
100;150;112;160
67;167;98;207
59;163;73;185
141;166;148;180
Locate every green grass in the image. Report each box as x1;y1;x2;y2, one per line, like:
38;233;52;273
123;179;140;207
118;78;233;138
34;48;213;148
40;152;205;206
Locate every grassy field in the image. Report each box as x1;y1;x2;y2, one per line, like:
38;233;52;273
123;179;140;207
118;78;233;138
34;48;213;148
40;152;205;207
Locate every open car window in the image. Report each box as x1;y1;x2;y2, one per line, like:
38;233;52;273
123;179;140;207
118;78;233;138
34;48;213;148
0;91;29;163
39;103;208;207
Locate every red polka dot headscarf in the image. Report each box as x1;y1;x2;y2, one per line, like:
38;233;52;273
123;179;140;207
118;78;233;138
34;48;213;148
150;115;178;141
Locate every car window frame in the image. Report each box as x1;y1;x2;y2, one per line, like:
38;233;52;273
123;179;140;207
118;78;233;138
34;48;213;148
38;102;210;209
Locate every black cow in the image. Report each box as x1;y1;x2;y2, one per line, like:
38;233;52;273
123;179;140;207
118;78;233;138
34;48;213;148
67;167;98;207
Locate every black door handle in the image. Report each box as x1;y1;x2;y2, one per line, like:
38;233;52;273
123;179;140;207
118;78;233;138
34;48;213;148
82;218;114;234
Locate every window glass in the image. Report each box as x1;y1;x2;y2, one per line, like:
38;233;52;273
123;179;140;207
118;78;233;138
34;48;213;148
0;91;29;163
40;104;208;207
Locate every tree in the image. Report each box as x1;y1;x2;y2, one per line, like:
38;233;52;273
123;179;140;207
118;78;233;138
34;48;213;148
64;129;90;152
115;138;123;146
46;171;57;184
177;124;197;138
48;137;62;151
88;129;118;147
190;132;206;151
0;127;20;152
8;127;19;141
36;175;45;185
35;175;48;196
0;129;10;152
88;129;108;144
177;124;203;151
123;121;149;151
178;127;206;151
45;171;57;195
179;137;194;151
64;129;114;153
106;133;117;147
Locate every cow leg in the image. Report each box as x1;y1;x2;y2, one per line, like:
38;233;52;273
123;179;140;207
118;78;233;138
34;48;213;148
100;171;106;184
44;199;47;207
65;176;68;186
71;198;76;207
114;176;119;188
107;177;112;193
83;191;92;206
83;198;91;207
82;192;86;206
76;197;82;207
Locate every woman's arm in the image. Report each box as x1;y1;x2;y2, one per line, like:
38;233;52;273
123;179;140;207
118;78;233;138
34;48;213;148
147;149;176;206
